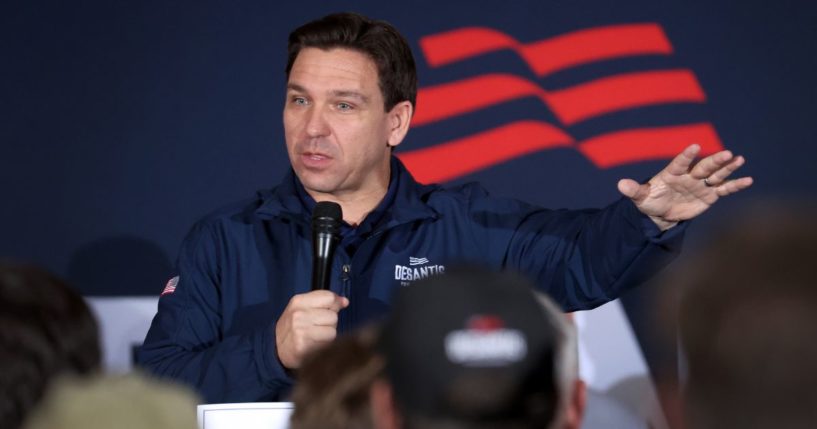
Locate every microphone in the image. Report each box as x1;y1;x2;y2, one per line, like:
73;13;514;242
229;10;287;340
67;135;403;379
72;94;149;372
311;201;342;291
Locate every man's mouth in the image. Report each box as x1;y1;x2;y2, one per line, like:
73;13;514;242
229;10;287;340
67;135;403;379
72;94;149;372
304;152;329;159
300;151;333;168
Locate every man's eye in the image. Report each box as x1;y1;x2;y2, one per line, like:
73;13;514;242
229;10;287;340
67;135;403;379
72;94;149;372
337;102;353;111
291;97;308;105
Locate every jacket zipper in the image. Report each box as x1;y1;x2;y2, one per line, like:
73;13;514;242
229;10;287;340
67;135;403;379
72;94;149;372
340;263;352;332
341;263;351;296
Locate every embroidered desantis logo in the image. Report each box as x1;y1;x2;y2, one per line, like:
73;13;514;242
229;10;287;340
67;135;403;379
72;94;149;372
398;24;724;183
395;256;445;286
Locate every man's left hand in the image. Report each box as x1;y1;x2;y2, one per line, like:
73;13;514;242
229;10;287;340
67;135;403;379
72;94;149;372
617;144;753;231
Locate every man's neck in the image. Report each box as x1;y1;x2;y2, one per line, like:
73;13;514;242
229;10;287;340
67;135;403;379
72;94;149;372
313;188;387;226
307;168;392;226
303;157;394;226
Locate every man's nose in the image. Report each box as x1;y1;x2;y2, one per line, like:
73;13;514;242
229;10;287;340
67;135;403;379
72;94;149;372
305;105;330;138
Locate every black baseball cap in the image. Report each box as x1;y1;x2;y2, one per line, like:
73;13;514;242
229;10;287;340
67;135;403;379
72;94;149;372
379;266;562;425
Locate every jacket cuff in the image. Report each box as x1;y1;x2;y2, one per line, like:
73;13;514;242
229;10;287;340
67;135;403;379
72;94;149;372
620;198;689;243
253;322;294;392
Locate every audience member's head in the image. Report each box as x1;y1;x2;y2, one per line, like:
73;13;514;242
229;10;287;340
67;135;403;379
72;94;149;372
290;324;384;429
0;262;101;429
676;203;817;429
23;373;199;429
372;266;584;429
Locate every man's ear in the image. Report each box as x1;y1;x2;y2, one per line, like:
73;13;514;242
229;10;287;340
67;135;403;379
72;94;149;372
386;101;413;148
563;379;587;429
370;378;402;429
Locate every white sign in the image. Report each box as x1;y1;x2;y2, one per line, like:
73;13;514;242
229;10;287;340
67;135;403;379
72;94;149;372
197;402;293;429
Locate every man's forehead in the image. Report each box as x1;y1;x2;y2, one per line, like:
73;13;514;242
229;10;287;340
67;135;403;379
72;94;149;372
289;47;377;81
287;48;382;105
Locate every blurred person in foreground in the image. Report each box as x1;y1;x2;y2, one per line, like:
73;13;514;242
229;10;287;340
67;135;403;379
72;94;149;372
290;325;383;429
23;373;200;429
371;267;585;429
674;203;817;429
0;263;101;429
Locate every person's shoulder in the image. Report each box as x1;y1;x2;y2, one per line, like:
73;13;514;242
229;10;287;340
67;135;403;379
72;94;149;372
394;156;488;204
423;181;491;204
196;194;266;225
423;181;536;214
186;187;284;239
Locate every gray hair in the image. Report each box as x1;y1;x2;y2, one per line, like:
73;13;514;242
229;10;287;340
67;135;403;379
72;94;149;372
534;291;578;429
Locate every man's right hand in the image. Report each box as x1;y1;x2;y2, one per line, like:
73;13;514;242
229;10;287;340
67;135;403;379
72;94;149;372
275;290;349;369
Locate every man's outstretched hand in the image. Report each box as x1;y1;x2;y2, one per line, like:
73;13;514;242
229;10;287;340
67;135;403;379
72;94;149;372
618;144;753;231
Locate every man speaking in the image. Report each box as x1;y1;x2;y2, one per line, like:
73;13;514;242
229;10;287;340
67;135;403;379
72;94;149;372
138;12;752;403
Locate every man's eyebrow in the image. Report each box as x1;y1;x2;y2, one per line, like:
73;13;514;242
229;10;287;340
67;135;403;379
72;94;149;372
331;90;369;103
286;83;307;93
286;83;369;103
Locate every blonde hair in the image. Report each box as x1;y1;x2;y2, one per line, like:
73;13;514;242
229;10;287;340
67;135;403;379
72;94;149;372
23;373;200;429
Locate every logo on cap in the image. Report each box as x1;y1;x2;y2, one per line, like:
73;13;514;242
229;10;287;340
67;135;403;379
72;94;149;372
444;315;527;366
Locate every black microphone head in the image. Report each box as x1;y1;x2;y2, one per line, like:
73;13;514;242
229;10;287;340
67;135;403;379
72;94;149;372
312;201;342;234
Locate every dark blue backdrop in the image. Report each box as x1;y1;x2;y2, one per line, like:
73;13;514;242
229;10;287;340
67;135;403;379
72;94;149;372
3;1;816;387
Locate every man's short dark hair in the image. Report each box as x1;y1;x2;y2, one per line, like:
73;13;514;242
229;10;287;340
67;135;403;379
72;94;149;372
0;263;101;429
286;12;417;112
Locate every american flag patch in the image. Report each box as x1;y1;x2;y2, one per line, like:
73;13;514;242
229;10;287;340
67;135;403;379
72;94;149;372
161;276;179;296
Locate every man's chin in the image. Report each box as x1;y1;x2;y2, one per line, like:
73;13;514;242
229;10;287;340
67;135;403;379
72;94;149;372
297;174;341;197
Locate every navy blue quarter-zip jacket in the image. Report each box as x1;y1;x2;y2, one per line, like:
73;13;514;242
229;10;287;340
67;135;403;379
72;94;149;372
137;157;685;403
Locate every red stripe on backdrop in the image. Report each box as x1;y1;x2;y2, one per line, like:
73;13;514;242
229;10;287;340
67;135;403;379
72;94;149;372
412;74;546;126
578;123;724;168
420;27;518;67
419;24;673;76
412;70;706;127
399;122;723;182
520;24;674;76
547;69;707;125
397;121;573;184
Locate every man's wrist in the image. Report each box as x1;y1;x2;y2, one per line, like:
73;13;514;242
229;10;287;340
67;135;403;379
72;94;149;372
649;215;678;231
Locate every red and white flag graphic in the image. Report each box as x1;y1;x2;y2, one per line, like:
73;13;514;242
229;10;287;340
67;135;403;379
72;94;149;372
161;276;179;296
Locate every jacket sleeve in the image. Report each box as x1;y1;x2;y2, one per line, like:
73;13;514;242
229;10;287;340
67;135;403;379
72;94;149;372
136;221;293;403
479;194;686;311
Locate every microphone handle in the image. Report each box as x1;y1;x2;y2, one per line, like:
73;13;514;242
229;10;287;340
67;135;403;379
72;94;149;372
311;231;339;291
